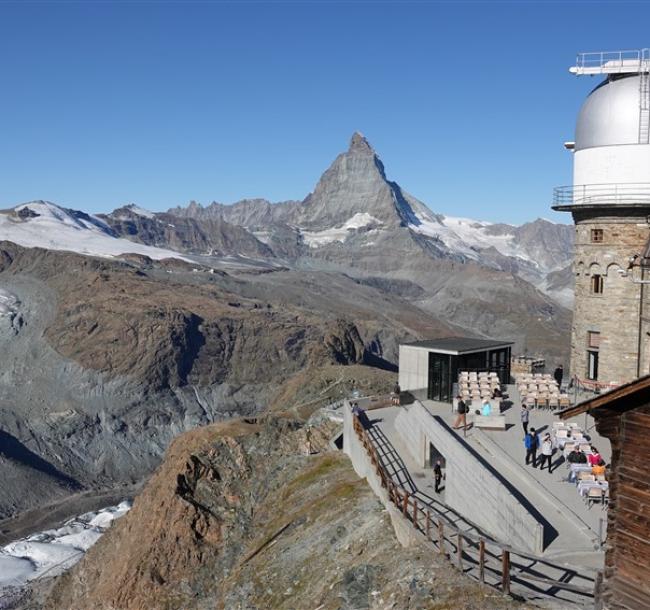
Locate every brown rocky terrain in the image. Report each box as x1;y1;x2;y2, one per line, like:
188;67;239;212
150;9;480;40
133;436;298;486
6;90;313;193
0;241;455;518
44;415;528;610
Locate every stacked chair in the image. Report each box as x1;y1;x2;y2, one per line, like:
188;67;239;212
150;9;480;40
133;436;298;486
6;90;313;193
517;373;570;410
458;371;501;408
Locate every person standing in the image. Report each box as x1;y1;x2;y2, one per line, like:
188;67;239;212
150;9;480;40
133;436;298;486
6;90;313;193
433;459;443;493
554;365;564;389
453;395;467;432
524;427;539;467
392;382;401;406
520;404;530;434
539;433;553;473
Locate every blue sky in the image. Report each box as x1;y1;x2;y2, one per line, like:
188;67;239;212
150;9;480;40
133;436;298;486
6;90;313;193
0;1;648;223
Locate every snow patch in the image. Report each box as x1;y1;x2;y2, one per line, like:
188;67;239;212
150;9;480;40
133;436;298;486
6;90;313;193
410;213;535;266
0;288;19;317
0;500;131;590
125;204;155;219
0;202;188;262
302;213;382;247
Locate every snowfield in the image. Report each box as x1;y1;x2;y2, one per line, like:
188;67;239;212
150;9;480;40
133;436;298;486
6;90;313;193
410;213;535;265
0;202;187;261
301;212;383;247
0;500;131;591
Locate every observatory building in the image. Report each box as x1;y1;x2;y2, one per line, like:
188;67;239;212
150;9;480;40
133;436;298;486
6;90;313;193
554;49;650;388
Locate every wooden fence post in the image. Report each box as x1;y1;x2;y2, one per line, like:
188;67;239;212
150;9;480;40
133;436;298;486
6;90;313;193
438;519;445;556
412;498;418;529
478;539;485;584
501;550;510;595
426;510;431;538
456;533;463;571
403;492;410;516
594;571;604;610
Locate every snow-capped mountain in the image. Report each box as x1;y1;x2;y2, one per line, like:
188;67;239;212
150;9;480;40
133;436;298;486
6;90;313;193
0;201;187;261
168;132;574;304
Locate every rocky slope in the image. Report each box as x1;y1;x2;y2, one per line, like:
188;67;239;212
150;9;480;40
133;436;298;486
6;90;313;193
44;415;526;610
0;242;454;518
99;204;274;258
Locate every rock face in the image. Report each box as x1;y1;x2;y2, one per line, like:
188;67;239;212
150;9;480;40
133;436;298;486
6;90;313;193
45;416;524;610
296;132;425;230
0;242;453;517
99;205;274;258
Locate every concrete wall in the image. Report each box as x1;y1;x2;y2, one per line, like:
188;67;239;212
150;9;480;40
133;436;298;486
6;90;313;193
342;401;422;548
398;345;429;393
394;401;544;554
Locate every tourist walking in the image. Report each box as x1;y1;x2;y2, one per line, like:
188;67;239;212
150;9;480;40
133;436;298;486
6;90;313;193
554;365;564;389
539;433;553;473
520;404;529;434
453;395;468;434
524;427;539;467
433;459;443;493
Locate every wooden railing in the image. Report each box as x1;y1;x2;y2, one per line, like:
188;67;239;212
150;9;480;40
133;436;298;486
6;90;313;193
351;413;604;608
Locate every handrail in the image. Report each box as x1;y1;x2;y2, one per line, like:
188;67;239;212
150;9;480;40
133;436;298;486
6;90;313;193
350;411;603;606
572;49;650;75
553;183;650;207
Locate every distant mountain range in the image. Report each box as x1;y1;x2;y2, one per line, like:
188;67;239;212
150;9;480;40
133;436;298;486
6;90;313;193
0;133;573;362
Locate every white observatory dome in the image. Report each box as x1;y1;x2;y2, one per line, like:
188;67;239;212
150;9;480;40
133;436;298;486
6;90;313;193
575;74;642;151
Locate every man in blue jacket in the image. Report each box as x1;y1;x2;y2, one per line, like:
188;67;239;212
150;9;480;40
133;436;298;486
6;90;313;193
524;427;539;468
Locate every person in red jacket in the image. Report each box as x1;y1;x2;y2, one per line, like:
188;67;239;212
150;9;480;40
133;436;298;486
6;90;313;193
587;447;602;466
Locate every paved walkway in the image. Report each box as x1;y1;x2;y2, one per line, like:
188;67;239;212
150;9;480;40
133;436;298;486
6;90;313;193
365;388;608;567
359;400;603;608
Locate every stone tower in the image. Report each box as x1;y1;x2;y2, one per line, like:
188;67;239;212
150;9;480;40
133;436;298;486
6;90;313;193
554;50;650;388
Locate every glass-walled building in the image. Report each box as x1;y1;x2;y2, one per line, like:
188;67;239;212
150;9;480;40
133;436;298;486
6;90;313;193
398;337;513;403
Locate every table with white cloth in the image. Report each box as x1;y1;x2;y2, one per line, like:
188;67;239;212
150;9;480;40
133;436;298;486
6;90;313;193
569;463;593;481
577;480;609;497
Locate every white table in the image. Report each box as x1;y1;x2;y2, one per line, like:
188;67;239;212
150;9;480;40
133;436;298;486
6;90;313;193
569;464;593;481
577;481;609;497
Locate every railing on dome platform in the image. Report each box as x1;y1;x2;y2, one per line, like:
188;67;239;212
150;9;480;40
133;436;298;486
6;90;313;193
553;183;650;207
571;48;650;75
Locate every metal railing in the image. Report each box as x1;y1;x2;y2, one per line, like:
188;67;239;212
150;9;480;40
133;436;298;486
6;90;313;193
573;49;650;74
553;183;650;207
351;411;604;608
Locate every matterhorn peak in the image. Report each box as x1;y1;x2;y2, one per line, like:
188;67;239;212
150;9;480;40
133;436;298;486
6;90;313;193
348;131;374;155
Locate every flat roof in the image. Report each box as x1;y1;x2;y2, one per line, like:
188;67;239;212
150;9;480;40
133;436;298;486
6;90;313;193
401;336;514;356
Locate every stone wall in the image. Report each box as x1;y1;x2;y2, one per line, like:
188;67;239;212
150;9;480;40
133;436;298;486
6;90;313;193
393;402;545;553
571;212;650;385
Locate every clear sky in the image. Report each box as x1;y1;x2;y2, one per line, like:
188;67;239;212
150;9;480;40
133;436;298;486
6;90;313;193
1;0;649;223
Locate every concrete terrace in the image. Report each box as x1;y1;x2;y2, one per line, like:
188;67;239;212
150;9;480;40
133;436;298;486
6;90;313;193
364;386;609;568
